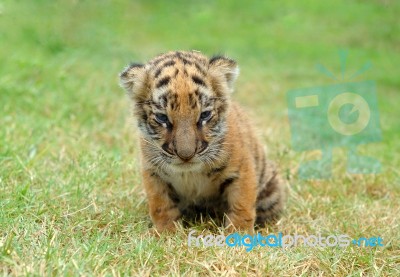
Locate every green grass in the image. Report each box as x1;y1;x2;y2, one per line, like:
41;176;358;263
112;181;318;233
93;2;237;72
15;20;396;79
1;0;400;275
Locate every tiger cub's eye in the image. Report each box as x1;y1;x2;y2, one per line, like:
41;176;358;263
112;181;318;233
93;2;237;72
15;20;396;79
155;113;169;124
200;111;212;121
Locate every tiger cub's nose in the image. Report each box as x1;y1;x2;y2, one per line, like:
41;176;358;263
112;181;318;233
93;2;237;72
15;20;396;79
176;149;196;162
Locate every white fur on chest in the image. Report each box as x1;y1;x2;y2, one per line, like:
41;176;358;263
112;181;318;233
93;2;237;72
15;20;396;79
161;170;217;202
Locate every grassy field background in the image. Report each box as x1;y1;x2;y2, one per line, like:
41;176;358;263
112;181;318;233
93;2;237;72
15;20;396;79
1;0;399;275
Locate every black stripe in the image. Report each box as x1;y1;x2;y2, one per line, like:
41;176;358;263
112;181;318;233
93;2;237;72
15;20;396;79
180;51;195;58
167;183;180;204
188;93;195;106
150;171;158;177
256;198;279;213
192;75;206;87
145;123;158;136
120;63;144;78
154;60;176;79
162;60;175;67
151;57;166;66
209;55;225;65
151;53;176;65
129;62;144;68
154;68;162;78
219;176;238;194
160;94;168;108
182;57;193;65
204;97;213;107
257;182;276;201
156;76;170;88
209;55;235;66
194;62;206;76
258;154;266;185
208;163;228;177
153;103;163;110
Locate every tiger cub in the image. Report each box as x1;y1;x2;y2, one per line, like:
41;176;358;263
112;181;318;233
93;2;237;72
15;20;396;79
119;50;286;233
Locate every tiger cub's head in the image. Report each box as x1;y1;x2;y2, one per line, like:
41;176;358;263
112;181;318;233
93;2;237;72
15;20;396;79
119;50;239;171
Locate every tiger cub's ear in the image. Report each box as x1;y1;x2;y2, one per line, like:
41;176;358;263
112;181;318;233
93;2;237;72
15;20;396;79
208;55;239;94
119;63;148;101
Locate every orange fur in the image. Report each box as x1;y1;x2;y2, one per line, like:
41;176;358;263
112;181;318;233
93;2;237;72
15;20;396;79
120;51;286;233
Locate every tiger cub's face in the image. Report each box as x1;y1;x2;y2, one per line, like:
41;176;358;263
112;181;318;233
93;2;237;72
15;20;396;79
120;51;239;172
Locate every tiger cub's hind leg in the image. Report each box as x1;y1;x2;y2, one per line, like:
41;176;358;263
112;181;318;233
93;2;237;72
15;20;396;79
255;164;286;227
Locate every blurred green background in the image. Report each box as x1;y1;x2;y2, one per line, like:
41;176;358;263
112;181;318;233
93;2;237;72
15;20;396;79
1;0;399;275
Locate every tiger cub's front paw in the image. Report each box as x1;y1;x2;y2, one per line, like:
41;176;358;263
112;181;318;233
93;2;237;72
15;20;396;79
224;209;255;234
150;205;181;234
